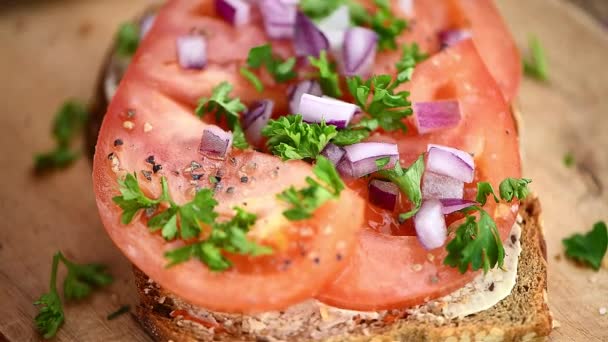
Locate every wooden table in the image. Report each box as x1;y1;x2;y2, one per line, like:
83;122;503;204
0;0;606;341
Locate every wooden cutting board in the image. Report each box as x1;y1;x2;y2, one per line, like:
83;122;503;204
0;0;606;341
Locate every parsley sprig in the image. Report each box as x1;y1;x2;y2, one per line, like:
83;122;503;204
112;174;271;270
309;50;342;98
563;221;607;271
278;156;345;220
376;154;425;220
34;252;113;339
523;35;548;81
34;100;89;172
446;178;532;274
196;82;249;149
241;44;297;92
116;22;140;57
262;115;338;161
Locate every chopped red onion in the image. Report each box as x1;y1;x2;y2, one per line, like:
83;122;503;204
243;100;274;146
176;34;207;70
341;27;378;77
422;171;464;199
199;125;233;158
398;0;414;17
139;15;156;40
439;199;476;214
426;145;474;183
427;144;474;170
338;142;399;178
294;12;329;57
288;80;323;113
439;29;472;48
215;0;251;27
414;199;447;250
298;94;358;128
317;5;351;51
414;100;461;134
260;0;297;39
369;179;399;211
321;143;345;166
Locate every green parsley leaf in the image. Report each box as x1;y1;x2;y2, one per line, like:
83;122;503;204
499;178;532;202
278;156;345;221
563;221;607;271
262;115;338;161
563;153;575;168
395;43;428;83
116;22;139;57
245;44;297;83
112;173;161;224
240;67;264;92
60;254;113;301
376;154;425;220
196;82;249;149
353;0;407;51
523;35;548;81
34;100;89;172
375;157;390;169
300;0;343;19
309;50;343;98
476;182;499;206
332;128;370;146
444;207;505;274
34;253;64;339
107;305;131;320
165;207;272;271
175;189;219;239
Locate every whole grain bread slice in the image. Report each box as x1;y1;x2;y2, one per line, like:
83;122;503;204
131;196;551;342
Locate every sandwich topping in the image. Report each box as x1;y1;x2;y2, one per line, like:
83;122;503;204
93;0;527;314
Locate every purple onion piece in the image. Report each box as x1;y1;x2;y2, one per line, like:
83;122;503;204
426;144;474;169
414;199;447;250
422;171;464;200
439;199;476;214
317;5;351;51
139;14;156;40
338;142;399;178
243;100;274;146
199;125;233;159
369;179;399;211
321;143;345;166
215;0;251;27
298;93;357;129
426;146;474;183
288;80;323;114
176;34;207;70
260;0;297;39
341;27;378;77
294;11;329;57
414;100;461;134
439;29;472;49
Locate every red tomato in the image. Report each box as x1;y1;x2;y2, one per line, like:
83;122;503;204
316;41;521;311
92;2;364;312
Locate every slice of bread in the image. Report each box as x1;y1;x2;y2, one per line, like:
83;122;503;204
132;196;551;342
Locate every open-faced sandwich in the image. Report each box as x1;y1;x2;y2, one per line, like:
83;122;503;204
89;0;552;340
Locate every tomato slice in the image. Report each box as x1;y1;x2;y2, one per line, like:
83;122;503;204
92;3;364;313
316;41;521;311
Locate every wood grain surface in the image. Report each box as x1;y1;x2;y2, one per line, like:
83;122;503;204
0;0;606;341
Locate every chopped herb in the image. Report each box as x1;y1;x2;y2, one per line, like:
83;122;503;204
240;67;264;92
244;44;297;84
377;154;424;220
113;174;270;269
332;128;370;146
309;50;342;98
563;221;607;271
375;157;390;169
563;153;575;168
262;115;338;161
35;252;113;339
395;43;428;83
116;22;139;57
476;182;499;206
352;0;407;51
523;35;548;81
165;207;273;271
475;178;532;205
34;100;89;172
107;305;131;320
195;82;249;149
300;0;344;19
444;207;505;274
278;156;345;220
